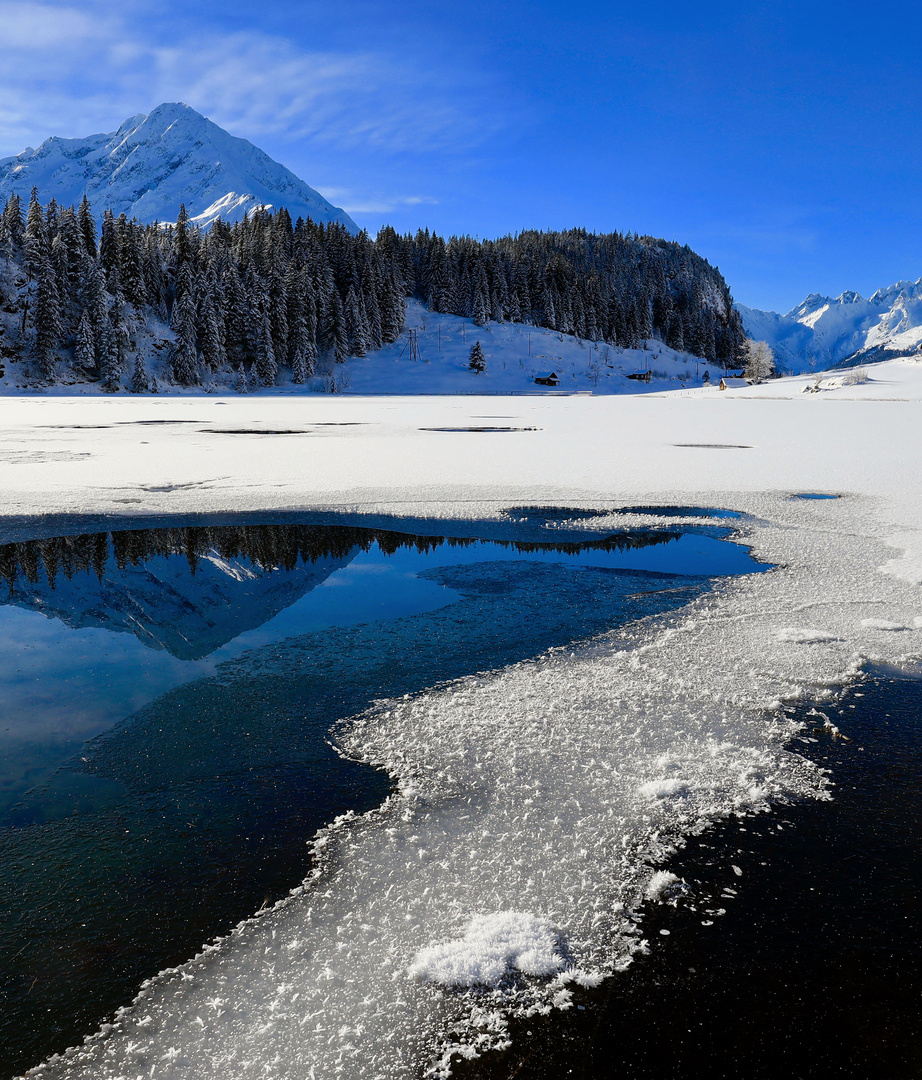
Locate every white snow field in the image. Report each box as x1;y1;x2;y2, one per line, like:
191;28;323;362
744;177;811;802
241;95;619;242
9;358;922;1079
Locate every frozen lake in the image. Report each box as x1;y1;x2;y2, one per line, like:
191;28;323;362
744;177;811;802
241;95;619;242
0;377;919;1078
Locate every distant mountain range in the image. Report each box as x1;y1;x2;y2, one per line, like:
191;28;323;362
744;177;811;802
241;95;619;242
0;102;358;231
738;279;922;372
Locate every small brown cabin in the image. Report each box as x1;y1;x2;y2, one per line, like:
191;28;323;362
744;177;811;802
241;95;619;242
534;371;560;386
627;370;652;383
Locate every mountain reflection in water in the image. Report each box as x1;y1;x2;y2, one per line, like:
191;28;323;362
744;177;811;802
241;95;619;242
0;524;676;660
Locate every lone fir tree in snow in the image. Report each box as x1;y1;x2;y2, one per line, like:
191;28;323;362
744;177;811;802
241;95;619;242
468;341;485;373
129;354;150;393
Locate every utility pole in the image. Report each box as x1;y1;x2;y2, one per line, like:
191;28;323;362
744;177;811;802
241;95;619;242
397;327;423;362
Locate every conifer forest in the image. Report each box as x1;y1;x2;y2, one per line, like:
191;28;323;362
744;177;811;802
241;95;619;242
0;190;746;391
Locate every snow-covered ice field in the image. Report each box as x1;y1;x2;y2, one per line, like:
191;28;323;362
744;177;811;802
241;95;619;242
8;358;922;1078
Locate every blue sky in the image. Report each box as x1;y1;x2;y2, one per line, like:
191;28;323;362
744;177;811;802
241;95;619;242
0;0;918;312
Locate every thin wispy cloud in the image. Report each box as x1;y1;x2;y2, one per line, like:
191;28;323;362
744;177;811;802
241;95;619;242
316;189;440;215
0;2;509;158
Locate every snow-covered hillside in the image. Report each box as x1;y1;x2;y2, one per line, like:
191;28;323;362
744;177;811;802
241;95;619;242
0;103;357;230
331;300;722;395
738;278;922;372
0;297;727;398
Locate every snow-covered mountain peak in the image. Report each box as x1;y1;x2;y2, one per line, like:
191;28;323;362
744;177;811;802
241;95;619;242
836;289;863;305
787;292;830;319
869;278;922;306
116;112;148;136
0;103;358;232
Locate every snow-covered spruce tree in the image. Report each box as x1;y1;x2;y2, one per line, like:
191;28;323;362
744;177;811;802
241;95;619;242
380;272;406;343
98;320;122;393
198;286;226;372
291;338;316;383
470;264;490;327
73;307;96;375
361;261;384;350
268;266;289;364
0;192;24;255
31;256;63;380
468;340;486;373
285;263;312;381
172;203;193;268
344;285;369;357
221;263;250;370
24;188;46;277
129;354;150;393
321;289;349;364
76;195;97;259
83;262;109;340
108;270;131;372
117;215;147;308
99;210;118;285
254;310;278;386
170;283;199;386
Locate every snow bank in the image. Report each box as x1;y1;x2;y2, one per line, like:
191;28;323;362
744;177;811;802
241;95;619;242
409;913;564;986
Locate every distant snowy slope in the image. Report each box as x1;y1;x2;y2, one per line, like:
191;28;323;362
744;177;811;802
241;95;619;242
334;299;719;396
738;278;922;371
0;103;358;231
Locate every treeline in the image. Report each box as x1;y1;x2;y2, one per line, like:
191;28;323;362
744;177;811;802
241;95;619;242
0;190;745;391
409;229;745;362
0;523;677;589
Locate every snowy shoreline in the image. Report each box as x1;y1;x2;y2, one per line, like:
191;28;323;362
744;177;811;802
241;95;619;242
10;367;922;1078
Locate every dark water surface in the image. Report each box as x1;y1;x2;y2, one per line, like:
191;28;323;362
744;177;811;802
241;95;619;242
455;665;922;1080
0;513;761;1078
